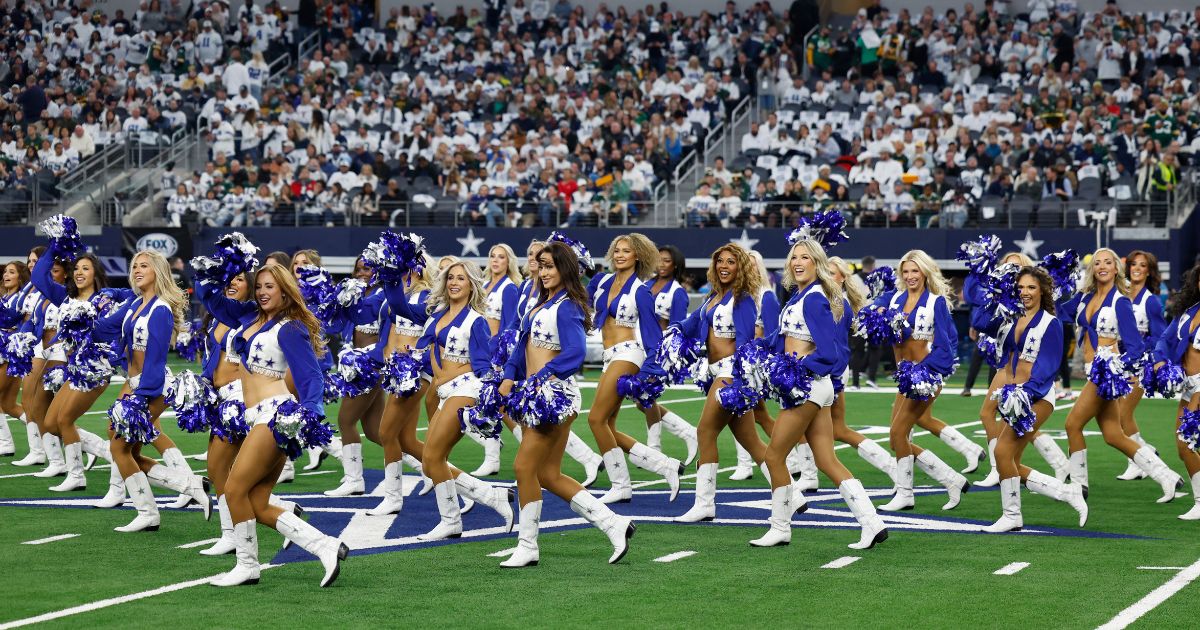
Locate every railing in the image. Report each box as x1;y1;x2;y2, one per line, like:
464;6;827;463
725;96;752;159
800;24;820;81
56;141;125;198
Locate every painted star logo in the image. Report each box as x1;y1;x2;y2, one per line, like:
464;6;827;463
457;228;486;257
1013;230;1044;258
730;229;759;251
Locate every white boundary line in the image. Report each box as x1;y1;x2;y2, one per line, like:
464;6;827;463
993;562;1030;575
21;534;80;545
1096;558;1200;630
821;556;861;569
652;550;697;563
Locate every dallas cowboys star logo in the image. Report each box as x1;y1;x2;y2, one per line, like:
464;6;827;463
457;228;485;257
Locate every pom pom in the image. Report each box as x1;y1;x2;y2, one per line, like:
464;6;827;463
981;263;1022;321
322;371;341;404
787;209;849;249
173;320;203;362
58;300;98;349
508;376;576;427
459;377;505;439
956;234;1002;276
107;394;159;444
331;346;382;398
864;266;897;300
66;341;117;391
212;398;249;443
91;289;129;318
691;358;714;394
1040;249;1082;301
1178;408;1200;452
893;360;943;401
382;350;425;397
731;338;774;393
1141;361;1185;399
43;365;66;392
616;372;665;409
295;265;335;306
335;278;368;308
361;231;427;285
1088;351;1133;400
165;371;216;433
546;231;595;274
190;232;260;286
4;331;36;377
657;324;705;384
763;352;814;409
853;305;910;345
39;214;85;262
976;334;1005;370
490;328;520;370
992;384;1037;437
269;399;333;460
716;377;763;415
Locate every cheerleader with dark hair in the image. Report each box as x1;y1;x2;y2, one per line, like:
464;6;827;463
641;244;698;463
1153;264;1200;519
1114;250;1168;481
497;238;635;567
875;250;971;512
751;238;888;549
1061;249;1182;504
587;233;682;504
14;247;69;477
0;260;33;458
977;266;1088;532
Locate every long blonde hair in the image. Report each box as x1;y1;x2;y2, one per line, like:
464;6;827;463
129;251;187;343
707;243;761;302
1081;247;1129;295
523;239;546;278
255;263;326;356
898;249;951;298
489;244;522;285
427;256;487;315
1000;251;1035;267
750;250;774;292
828;255;866;313
606;233;658;280
293;249;322;268
782;241;845;321
406;253;436;295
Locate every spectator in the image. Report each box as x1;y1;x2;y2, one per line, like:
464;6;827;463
686;182;717;228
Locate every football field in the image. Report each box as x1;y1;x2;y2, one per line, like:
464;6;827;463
0;362;1196;629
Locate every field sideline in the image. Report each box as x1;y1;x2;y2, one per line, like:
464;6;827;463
0;361;1196;628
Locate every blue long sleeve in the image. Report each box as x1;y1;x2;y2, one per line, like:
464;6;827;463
1058;292;1082;326
1019;317;1063;402
963;275;988;307
796;293;839;376
32;247;68;306
134;307;173;398
385;285;430;324
634;284;664;376
497;283;518;332
668;288;689;323
872;290;898;309
759;290;781;339
279;321;325;418
920;296;958;376
94;299;134;342
347;291;386;325
679;300;705;340
502;330;528;381
1146;293;1167;343
733;295;758;347
468;317;494;376
0;302;22;329
535;301;585;380
197;280;255;327
1114;296;1144;361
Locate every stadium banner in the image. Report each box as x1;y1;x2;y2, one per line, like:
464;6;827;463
122;228;193;262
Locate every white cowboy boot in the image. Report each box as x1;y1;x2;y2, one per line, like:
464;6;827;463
1068;449;1089;494
302;446;328;471
977;438;1000;488
879;455;915;511
418;480;464;541
791;443;819;491
163;447;195;509
677;462;717;522
499;501;541;568
749;485;794;547
325;442;366;496
938;425;984;473
455;472;515;532
915;450;971;510
659;410;698;467
467;432;501;477
200;495;237;556
367;461;405;516
1179;472;1200;520
33;432;66;477
628;442;682;501
146;463;213;520
275;511;348;587
840;478;889;549
210;520;261;586
569;490;635;564
982;477;1024;533
855;439;897;482
1118;433;1151;480
729;442;755;480
278;459;295;483
1132;446;1185;504
596;448;632;504
0;413;13;456
646;421;663;451
49;442;87;492
1032;434;1070;482
12;419;46;466
565;431;603;487
403;454;434;496
94;461;128;508
1025;469;1088;526
115;472;161;532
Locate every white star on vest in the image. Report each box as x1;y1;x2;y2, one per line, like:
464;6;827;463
457;228;485;257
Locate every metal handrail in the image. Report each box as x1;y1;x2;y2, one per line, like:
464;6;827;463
57;141;125;196
800;24;820;81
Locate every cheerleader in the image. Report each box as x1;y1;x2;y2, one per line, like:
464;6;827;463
641;245;699;464
1154;264;1200;519
752;238;888;549
586;234;681;503
497;239;634;567
978;266;1088;532
677;243;773;523
16;247;69;476
826;256;898;480
106;251;212;532
211;262;347;587
0;261;31;458
1061;249;1181;503
413;257;515;539
876;250;971;512
1114;250;1167;481
468;244;522;477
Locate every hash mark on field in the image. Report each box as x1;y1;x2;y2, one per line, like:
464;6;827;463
994;562;1030;575
21;534;80;545
175;538;221;549
653;550;697;563
821;556;861;569
1138;566;1187;571
487;547;516;558
299;470;337;476
1098;557;1200;629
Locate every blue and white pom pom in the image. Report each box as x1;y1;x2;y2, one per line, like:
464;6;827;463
992;384;1037;437
956;234;1002;276
332;346;383;398
982;262;1022;320
459;378;506;439
763;352;814;409
976;334;1005;370
173;321;203;362
382;350;424;397
66;342;117;391
269;399;334;460
1141;361;1185;399
657;324;705;384
854;305;910;345
92;288;129;318
58;300;98;349
508;376;576;427
490;328;520;370
616;373;666;409
165;371;216;433
335;278;368;308
39;214;85;262
190;232;259;287
361;231;427;285
108;394;159;444
787;209;849;249
716;375;763;415
732;339;773;393
547;231;595;274
893;360;943;401
43;365;66;392
864;266;897;300
295;265;335;306
4;331;36;377
1179;408;1200;452
1040;249;1082;301
1088;351;1133;400
213;399;250;443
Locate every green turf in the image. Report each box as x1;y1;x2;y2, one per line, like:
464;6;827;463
2;361;1197;628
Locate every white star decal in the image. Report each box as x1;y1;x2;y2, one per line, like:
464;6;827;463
457;228;486;257
730;229;759;251
1013;230;1044;258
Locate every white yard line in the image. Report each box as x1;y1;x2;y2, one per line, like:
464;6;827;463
486;547;516;558
175;538;221;550
21;534;80;545
1096;557;1200;630
1137;566;1187;571
821;556;861;569
652;550;697;563
993;562;1030;575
